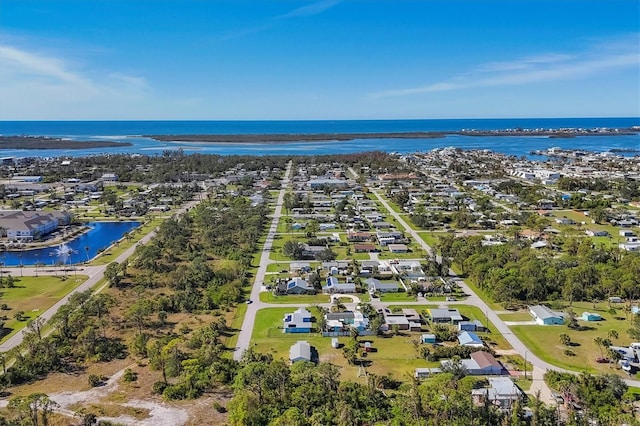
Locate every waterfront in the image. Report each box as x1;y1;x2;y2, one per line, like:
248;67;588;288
0;119;638;158
0;221;141;266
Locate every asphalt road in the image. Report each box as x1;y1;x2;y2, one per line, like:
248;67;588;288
233;161;293;361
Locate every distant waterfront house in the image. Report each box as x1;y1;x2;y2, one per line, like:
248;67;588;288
529;305;564;325
283;308;313;333
289;341;312;363
0;210;72;241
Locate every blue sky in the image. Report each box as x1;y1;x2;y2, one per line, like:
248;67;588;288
1;0;638;120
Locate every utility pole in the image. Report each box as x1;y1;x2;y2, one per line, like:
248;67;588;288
524;350;527;379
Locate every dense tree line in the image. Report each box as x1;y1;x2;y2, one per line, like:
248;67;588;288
438;235;640;304
227;350;557;426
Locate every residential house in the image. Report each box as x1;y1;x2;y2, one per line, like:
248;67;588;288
585;229;609;237
278;277;315;295
354;244;377;253
529;305;564;325
458;331;484;347
388;243;409;253
429;308;464;324
365;278;399;293
323;276;356;294
325;311;369;333
289;341;312;363
283;308;313;333
414;368;442;379
458;320;485;332
441;351;504;375
472;378;523;408
421;334;437;344
581;312;602;322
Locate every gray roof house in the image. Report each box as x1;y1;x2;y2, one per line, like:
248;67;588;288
289;341;312;363
429;308;464;324
529;305;564;325
472;377;523;408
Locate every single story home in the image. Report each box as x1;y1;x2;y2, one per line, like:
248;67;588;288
414;367;441;379
441;351;503;375
283;308;313;333
458;320;485;332
365;278;400;293
585;229;609;237
354;244;377;253
278;277;315;295
323;276;357;294
581;312;602;322
421;334;437;344
458;331;484;347
529;305;564;325
472;377;523;408
388;243;409;253
289;341;312;363
429;308;464;324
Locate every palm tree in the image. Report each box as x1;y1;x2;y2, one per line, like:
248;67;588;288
607;330;619;341
593;337;605;358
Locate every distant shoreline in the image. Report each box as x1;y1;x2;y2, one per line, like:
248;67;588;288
147;128;639;143
0;136;132;150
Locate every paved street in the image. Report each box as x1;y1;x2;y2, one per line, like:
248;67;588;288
233;161;293;360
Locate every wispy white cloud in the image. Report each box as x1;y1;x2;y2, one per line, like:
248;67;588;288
276;0;341;20
0;44;155;119
219;1;340;41
370;34;640;98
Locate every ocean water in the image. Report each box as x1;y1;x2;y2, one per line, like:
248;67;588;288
0;118;638;158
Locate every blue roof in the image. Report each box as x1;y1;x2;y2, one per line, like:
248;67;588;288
458;331;482;345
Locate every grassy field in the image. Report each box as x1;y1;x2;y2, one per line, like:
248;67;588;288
499;311;535;322
259;292;330;304
379;292;416;302
416;232;448;250
251;307;441;380
0;275;89;342
510;301;638;377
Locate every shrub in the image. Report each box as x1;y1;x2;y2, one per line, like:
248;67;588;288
212;402;226;413
564;349;576;356
88;374;102;387
152;381;168;395
123;368;137;382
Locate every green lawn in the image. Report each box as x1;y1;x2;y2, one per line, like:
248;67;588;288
379;292;416;302
259;292;330;304
511;301;637;376
0;275;89;342
499;312;535;322
416;232;448;249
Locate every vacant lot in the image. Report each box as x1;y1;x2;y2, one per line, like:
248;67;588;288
0;275;89;342
511;301;637;376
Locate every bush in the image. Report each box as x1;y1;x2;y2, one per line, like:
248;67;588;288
88;374;102;387
564;349;576;356
152;381;168;395
123;368;137;382
212;401;226;413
